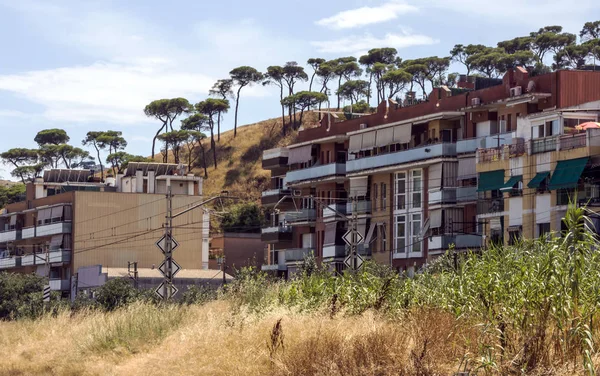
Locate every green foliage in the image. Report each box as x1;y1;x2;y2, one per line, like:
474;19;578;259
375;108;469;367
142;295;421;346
34;128;70;146
0;272;64;319
0;183;25;208
180;284;217;305
343;100;371;119
220;202;265;233
336;79;369;104
94;278;141;311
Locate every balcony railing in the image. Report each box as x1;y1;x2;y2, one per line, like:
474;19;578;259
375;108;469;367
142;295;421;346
21;222;72;240
346;143;457;174
49;279;70;291
261;226;293;243
323;245;346;259
476;143;525;163
559;133;587;150
428;188;457;205
261;188;290;197
477;199;504;214
429;234;482;252
0;229;21;243
284;209;317;223
346;200;372;214
456;132;513;154
263;148;289;160
284;248;313;262
284;163;346;185
0;255;21;269
457;186;478;202
322;203;347;218
531;137;558;154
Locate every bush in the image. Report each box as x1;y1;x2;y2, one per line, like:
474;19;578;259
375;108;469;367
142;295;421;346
180;284;217;305
0;272;45;320
94;278;141;311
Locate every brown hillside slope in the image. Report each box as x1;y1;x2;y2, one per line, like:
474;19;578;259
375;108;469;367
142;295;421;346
154;112;319;201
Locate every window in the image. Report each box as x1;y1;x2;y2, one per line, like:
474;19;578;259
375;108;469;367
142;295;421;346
538;175;549;193
411;213;422;253
412;170;422;208
381;183;387;211
545;120;559;136
395;215;406;253
508;229;522;245
380;224;387;252
538;223;551;239
395;172;406;210
373;184;378;211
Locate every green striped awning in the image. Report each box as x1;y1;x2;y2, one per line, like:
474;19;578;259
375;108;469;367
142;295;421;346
477;170;505;192
527;171;550;189
548;157;588;190
500;175;523;192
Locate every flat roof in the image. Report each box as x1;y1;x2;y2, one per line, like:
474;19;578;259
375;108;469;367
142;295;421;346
43;169;91;183
124;162;183;177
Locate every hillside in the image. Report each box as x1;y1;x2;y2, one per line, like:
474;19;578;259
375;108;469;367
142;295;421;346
157;112;319;201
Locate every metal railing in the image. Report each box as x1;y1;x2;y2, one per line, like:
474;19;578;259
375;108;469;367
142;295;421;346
531;137;557;154
477;199;504;214
284;248;313;262
284;163;346;185
559;133;587;150
284;209;317;223
346;200;372;214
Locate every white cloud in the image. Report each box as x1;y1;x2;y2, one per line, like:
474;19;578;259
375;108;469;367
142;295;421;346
311;32;438;54
316;1;418;30
0;109;33;119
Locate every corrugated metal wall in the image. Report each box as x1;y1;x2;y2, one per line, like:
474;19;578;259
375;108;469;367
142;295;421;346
72;192;205;271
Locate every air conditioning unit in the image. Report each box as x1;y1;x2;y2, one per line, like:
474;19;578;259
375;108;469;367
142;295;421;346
499;120;507;133
292;190;302;197
471;97;481;106
359;123;367;130
510;86;522;97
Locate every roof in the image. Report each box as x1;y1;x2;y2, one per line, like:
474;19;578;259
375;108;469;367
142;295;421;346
102;267;234;280
43;169;91;183
124;162;184;177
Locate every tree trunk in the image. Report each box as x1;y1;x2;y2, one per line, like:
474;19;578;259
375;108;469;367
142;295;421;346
210;120;217;169
152;123;166;160
234;86;243;137
94;144;104;181
309;73;316;92
337;76;342;110
280;85;286;136
200;144;208;178
293;107;297;127
299;108;305;126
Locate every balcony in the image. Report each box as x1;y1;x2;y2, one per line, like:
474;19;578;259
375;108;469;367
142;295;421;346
347;143;457;174
456;132;513;154
284;163;346;185
262;148;289;169
0;229;21;243
476;143;526;163
0;256;21;269
429;234;482;253
346;200;372;215
559;133;587;151
323;245;346;259
20;250;70;266
284;248;313;262
284;209;317;224
261;188;291;206
456;186;478;202
477;199;504;215
322;203;347;219
428;188;457;206
531;137;557;154
261;226;293;243
21;222;72;240
49;279;70;291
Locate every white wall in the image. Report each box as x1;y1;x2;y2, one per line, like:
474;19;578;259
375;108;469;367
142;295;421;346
509;197;523;226
516;116;532;141
510;157;524;176
476;121;492;137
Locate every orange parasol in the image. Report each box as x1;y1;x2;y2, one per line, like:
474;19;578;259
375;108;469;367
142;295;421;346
575;122;600;130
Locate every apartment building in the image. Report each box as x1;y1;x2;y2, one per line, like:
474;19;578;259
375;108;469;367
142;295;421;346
261;68;600;276
473;70;600;245
0;162;208;297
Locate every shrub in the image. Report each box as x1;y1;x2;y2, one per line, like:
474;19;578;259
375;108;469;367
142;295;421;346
0;272;45;320
94;278;141;311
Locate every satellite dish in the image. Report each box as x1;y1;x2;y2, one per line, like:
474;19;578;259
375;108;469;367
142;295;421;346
527;80;536;93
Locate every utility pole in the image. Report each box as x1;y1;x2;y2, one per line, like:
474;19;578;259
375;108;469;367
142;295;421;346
350;196;359;271
128;261;139;289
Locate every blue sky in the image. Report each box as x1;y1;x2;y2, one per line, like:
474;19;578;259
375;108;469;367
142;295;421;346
0;0;597;179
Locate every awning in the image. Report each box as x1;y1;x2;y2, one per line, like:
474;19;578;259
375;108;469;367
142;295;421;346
288;145;312;165
364;223;377;244
375;127;394;147
348;135;362;153
429;163;442;190
458;157;476;179
50;235;63;249
548;157;588;190
9;215;16;226
349;177;368;198
393;124;411;144
37;208;51;223
477;170;505;192
324;223;337;246
527;171;550;188
429;209;442;229
361;131;376;150
50;206;64;220
500;175;522;192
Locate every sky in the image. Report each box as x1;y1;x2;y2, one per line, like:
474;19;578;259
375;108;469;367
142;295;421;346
0;0;597;179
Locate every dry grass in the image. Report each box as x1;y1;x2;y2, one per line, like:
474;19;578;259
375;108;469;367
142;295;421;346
2;300;594;376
